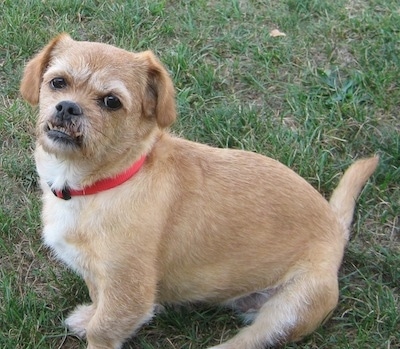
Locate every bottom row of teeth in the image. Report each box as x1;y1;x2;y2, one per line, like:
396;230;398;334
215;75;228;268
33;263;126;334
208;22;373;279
47;122;82;137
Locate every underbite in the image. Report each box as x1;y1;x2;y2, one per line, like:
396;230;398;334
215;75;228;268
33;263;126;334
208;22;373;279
45;120;83;146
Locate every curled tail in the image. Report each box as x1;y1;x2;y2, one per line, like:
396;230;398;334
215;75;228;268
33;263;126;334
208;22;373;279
329;156;379;241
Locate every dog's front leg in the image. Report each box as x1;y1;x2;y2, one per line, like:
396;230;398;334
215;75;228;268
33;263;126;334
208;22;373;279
83;286;155;349
66;273;156;349
84;274;156;349
65;277;98;338
86;303;154;349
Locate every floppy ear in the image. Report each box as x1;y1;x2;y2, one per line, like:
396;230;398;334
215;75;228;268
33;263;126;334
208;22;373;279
142;51;177;129
20;33;71;105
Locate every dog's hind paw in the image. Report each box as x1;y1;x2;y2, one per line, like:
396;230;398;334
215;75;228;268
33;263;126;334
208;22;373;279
65;304;95;338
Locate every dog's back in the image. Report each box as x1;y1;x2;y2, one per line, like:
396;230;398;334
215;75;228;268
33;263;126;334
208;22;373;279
152;137;378;348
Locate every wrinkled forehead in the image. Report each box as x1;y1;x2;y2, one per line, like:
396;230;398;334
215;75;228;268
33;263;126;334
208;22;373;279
43;43;147;103
49;41;143;76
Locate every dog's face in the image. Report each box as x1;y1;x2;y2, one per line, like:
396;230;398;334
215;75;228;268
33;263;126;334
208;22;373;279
20;34;176;161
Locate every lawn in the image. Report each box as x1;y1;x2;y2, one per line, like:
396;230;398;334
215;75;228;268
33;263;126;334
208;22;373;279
0;0;399;348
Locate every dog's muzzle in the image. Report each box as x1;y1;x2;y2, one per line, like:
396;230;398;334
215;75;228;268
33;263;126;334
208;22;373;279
46;100;83;145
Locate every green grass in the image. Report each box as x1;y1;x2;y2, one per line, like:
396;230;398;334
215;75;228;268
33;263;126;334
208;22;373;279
1;0;399;348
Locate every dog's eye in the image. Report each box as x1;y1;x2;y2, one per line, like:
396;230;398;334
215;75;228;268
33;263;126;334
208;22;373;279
103;95;122;110
50;77;67;89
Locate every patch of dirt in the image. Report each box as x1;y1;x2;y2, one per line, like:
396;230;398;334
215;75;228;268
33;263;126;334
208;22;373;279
345;0;368;18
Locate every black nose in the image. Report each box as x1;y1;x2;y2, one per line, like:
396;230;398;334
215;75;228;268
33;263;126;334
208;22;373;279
55;101;82;122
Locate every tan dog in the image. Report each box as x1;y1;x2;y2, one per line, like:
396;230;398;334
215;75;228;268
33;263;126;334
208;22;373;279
20;34;378;349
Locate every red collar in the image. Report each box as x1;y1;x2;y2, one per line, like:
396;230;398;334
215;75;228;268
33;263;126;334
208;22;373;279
51;155;146;200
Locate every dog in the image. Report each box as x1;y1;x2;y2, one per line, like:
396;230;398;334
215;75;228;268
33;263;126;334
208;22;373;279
20;33;378;349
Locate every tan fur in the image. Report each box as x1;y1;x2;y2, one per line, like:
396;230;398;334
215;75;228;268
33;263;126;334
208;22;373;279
20;34;378;349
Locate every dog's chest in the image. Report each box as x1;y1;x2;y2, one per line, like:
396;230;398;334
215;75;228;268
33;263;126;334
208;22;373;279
42;196;87;274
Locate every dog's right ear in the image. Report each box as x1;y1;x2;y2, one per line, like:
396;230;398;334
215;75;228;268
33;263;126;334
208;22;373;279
20;33;71;105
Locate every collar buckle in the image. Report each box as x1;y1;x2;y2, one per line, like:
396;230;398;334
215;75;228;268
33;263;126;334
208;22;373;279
51;188;72;200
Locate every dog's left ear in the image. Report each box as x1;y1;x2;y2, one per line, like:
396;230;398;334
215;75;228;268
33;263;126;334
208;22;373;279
142;51;177;129
20;33;70;105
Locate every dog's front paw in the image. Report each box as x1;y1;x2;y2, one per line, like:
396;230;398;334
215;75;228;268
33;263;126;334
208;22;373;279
65;304;95;338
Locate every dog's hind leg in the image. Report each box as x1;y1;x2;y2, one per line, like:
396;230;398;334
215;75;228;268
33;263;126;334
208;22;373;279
210;271;339;349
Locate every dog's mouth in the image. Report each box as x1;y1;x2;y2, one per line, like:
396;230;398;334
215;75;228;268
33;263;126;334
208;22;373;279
45;121;83;146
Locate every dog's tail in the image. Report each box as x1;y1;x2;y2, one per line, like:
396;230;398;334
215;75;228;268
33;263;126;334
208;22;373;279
329;156;379;242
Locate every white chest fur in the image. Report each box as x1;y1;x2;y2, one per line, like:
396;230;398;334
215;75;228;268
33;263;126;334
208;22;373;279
41;193;85;274
36;147;90;275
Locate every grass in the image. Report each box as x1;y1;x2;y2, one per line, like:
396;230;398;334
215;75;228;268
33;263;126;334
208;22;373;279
0;0;399;348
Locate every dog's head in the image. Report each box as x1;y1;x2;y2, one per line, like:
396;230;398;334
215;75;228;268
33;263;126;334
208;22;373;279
20;34;176;160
